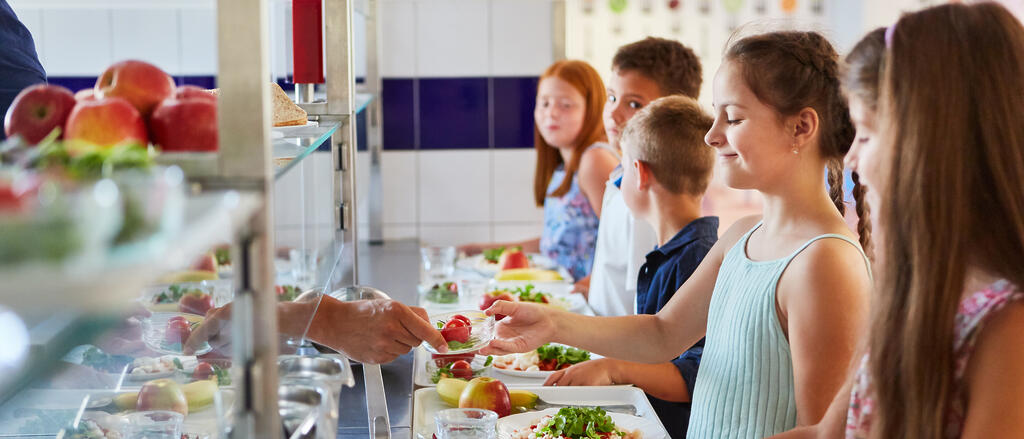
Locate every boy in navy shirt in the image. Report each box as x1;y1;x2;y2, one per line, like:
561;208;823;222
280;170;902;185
545;96;716;438
0;0;46;139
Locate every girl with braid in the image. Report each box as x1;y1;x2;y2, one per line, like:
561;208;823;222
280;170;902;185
775;3;1024;438
481;30;872;439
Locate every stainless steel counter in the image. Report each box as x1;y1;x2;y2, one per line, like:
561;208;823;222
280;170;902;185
337;239;422;438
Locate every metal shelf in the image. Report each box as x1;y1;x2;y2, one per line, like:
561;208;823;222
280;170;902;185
0;190;262;312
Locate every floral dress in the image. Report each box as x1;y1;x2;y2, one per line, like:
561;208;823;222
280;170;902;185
846;279;1024;438
539;144;613;280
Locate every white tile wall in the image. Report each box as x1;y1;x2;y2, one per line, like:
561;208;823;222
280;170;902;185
41;9;113;75
356;151;371;225
12;8;44;67
489;0;553;76
380;0;417;77
382;151;418;224
493;223;542;242
419;224;491;246
414;0;490;77
112;9;181;73
418;150;491;224
491;149;544;223
178;7;217;75
384;224;419;241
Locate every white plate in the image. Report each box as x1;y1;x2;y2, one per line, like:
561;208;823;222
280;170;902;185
458;253;560;277
490;346;601;379
411;385;667;439
497;408;668;439
421;311;495;355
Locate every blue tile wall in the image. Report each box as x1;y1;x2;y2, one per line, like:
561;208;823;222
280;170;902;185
381;78;416;150
492;77;538;149
418;77;489;150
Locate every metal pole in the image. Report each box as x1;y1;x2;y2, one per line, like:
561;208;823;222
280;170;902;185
366;0;385;245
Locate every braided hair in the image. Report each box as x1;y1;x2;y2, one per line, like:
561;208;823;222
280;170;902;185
725;31;870;251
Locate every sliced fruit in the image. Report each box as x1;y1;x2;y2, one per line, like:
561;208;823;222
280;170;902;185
113;391;139;410
509;389;538;409
436;377;469;407
158;270;218;284
183;379;218;412
494;268;563;282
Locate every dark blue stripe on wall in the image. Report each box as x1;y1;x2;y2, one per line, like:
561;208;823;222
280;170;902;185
356;109;367;151
46;76;97;92
382;78;415;150
493;77;538;149
419;77;489;150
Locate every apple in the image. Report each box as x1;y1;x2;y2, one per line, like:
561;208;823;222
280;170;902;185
499;250;529;270
458;376;511;418
74;88;97;102
149;92;218;152
4;84;76;145
178;290;214;316
136;378;188;416
64;97;147;148
190;252;217;272
173;85;217;102
95;60;175;116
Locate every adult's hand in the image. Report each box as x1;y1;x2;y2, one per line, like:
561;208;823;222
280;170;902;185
543;358;619;387
308;298;449;364
184;304;234;355
479;301;558;356
457;242;488;257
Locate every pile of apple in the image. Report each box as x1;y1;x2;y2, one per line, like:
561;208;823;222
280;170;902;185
114;377;218;416
3;60;217;152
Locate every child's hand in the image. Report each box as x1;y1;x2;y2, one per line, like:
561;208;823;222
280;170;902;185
571;275;591;298
543;358;619;386
479;301;558;356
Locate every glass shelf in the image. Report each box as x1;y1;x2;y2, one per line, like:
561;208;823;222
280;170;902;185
272;119;343;179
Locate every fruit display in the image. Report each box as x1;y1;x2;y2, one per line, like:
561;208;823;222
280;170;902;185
2;59;218;154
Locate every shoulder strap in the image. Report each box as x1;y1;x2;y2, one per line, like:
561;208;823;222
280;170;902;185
587;142;621;160
784;233;873;280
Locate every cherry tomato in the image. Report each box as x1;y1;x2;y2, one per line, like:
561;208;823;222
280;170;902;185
193;362;215;380
432;352;476;368
165;319;192;345
538;359;558;371
448;360;473;380
446;282;458;293
451;314;471;326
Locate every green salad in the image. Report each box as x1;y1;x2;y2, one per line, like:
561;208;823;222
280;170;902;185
511;284;550;303
482;247;505;263
154;284;204;304
536;407;625;439
537;343;591;369
425;281;458;304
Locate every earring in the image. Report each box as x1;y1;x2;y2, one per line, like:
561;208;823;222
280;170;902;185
792;145;799;155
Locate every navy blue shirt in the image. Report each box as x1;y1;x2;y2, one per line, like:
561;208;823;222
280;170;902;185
636;216;718;439
0;0;46;140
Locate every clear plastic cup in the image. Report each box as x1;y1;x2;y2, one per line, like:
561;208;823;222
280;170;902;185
122;411;183;439
279;356;350;439
420;246;457;282
435;408;497;439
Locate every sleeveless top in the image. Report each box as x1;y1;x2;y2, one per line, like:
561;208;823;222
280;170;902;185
540;143;616;280
687;222;871;439
846;279;1024;438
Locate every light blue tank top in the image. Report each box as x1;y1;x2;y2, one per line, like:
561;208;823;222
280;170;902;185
686;222;871;439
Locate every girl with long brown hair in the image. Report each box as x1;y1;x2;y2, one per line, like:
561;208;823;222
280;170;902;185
773;3;1024;438
461;60;619;280
480;30;873;438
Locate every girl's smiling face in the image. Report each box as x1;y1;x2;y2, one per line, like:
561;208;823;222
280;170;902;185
535;77;586;149
704;61;801;190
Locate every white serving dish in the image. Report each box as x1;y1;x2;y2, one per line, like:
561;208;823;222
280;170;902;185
498;408;668;439
411;385;668;439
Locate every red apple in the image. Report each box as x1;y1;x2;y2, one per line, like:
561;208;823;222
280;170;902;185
64;97;147;148
178;291;214;316
190;252;217;272
95;60;175;116
173;85;217;102
136;378;188;416
149;94;218;152
458;376;511;417
499;250;529;270
74;88;97;102
4;84;76;145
